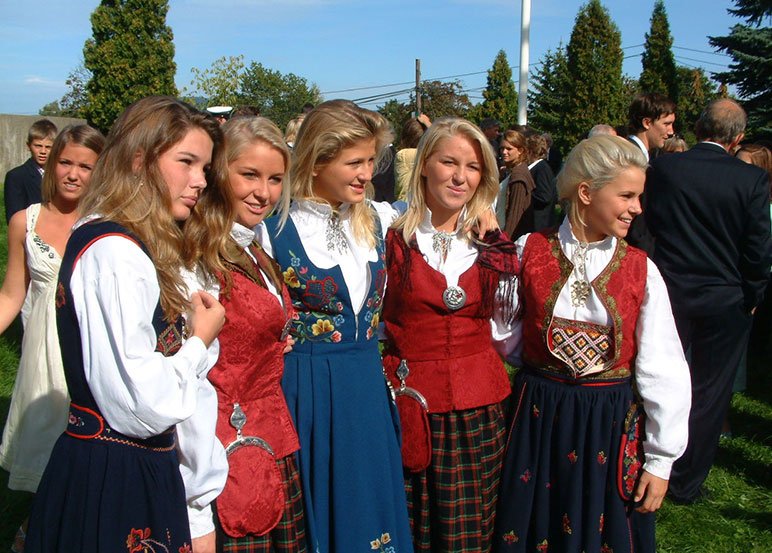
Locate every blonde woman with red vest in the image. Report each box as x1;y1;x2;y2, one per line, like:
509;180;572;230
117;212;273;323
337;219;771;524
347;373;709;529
493;135;691;553
382;117;519;553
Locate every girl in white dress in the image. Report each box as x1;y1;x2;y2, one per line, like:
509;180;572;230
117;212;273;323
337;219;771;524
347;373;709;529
0;124;104;551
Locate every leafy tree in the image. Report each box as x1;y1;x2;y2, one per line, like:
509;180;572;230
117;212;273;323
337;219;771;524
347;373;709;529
185;55;245;109
639;0;678;103
709;0;772;137
415;80;472;120
83;0;177;132
378;99;414;146
239;62;322;129
675;67;720;144
39;65;91;118
475;50;518;128
528;45;571;147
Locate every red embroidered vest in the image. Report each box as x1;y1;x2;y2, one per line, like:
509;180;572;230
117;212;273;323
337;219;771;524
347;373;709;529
208;264;299;459
520;231;648;380
382;230;512;412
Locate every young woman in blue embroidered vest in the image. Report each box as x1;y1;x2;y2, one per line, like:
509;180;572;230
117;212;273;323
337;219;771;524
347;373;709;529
24;96;226;553
381;118;518;553
260;100;413;553
182;116;309;552
493;135;691;553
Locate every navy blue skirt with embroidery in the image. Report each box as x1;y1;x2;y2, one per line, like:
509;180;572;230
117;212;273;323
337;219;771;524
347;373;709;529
25;428;191;553
493;369;644;553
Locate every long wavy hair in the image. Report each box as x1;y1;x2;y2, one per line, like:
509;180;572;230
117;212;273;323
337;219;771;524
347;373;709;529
278;99;393;248
79;96;224;321
185;116;290;294
41;125;105;204
394;117;499;244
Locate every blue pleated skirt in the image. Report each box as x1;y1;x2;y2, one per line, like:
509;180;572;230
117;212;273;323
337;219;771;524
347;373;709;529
282;339;413;553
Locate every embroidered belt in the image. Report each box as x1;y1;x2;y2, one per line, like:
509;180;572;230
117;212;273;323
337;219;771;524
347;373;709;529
523;365;631;387
66;403;176;452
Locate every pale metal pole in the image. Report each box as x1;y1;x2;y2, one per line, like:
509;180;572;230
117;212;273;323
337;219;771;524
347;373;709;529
415;59;422;115
518;0;531;125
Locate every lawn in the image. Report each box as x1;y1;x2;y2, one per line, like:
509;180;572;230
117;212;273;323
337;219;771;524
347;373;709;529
0;189;770;550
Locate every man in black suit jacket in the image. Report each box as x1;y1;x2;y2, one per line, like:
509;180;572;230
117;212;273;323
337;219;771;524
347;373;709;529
4;119;57;223
646;99;772;503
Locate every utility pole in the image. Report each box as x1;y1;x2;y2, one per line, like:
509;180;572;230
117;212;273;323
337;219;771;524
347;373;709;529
518;0;531;125
415;59;422;115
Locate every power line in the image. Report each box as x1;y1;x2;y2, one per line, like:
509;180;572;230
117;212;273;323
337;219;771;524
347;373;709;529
674;45;730;57
674;55;729;68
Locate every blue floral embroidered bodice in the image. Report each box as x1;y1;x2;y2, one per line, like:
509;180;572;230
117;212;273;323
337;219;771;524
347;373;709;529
265;216;386;344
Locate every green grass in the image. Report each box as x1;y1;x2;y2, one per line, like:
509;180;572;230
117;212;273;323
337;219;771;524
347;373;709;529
0;190;770;550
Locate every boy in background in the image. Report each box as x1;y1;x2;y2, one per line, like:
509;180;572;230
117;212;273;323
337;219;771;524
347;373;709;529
4;119;58;223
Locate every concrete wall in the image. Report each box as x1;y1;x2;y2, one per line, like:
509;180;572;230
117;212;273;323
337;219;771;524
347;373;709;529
1;114;87;186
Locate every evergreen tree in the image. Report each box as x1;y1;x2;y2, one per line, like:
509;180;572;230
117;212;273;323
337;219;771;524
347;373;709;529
528;45;571;150
415;80;472;120
639;0;678;102
84;0;177;132
675;66;720;144
561;0;627;151
709;0;772;136
476;50;518;128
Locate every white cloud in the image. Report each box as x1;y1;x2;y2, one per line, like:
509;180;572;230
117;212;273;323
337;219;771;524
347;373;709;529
23;76;63;88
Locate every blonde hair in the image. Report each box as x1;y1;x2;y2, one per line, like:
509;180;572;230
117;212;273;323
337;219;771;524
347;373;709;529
185;117;291;292
557;135;648;230
42;125;105;204
394;117;499;243
284;114;305;145
280;99;393;248
79;96;224;321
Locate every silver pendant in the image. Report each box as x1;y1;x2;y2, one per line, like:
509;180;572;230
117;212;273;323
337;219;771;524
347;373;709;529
570;279;591;308
432;231;453;260
325;212;348;254
442;285;467;311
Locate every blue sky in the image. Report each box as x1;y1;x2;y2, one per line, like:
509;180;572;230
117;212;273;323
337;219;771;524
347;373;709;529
0;0;737;116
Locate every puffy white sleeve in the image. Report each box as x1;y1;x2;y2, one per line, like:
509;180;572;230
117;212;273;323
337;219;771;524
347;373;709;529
492;234;527;363
371;200;400;240
71;235;208;438
176;266;228;538
634;258;691;480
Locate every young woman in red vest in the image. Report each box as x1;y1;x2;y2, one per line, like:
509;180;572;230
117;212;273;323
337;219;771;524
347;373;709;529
382;117;519;553
182;116;307;552
493;135;691;553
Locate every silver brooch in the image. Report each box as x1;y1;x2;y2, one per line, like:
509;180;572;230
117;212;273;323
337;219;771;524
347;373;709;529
443;285;467;310
326;212;348;254
570;241;591;307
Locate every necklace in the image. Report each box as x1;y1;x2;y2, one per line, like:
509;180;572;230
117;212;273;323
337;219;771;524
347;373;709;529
570;240;591;307
432;231;453;261
326;212;348;254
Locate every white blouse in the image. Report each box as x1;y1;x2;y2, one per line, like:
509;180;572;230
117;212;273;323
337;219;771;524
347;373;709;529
507;219;691;480
258;199;398;314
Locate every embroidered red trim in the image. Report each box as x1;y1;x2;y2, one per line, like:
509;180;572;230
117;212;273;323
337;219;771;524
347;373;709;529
65;403;104;440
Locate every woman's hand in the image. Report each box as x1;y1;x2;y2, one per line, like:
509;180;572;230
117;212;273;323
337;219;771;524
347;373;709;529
188;291;225;347
283;335;296;354
467;207;500;240
634;470;669;513
191;531;216;553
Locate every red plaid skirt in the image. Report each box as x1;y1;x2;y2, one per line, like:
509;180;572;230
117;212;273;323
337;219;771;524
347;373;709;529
220;454;307;553
405;403;507;553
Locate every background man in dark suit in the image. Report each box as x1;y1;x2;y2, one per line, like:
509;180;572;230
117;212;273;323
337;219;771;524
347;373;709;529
3;119;57;223
646;98;772;503
626;93;676;255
